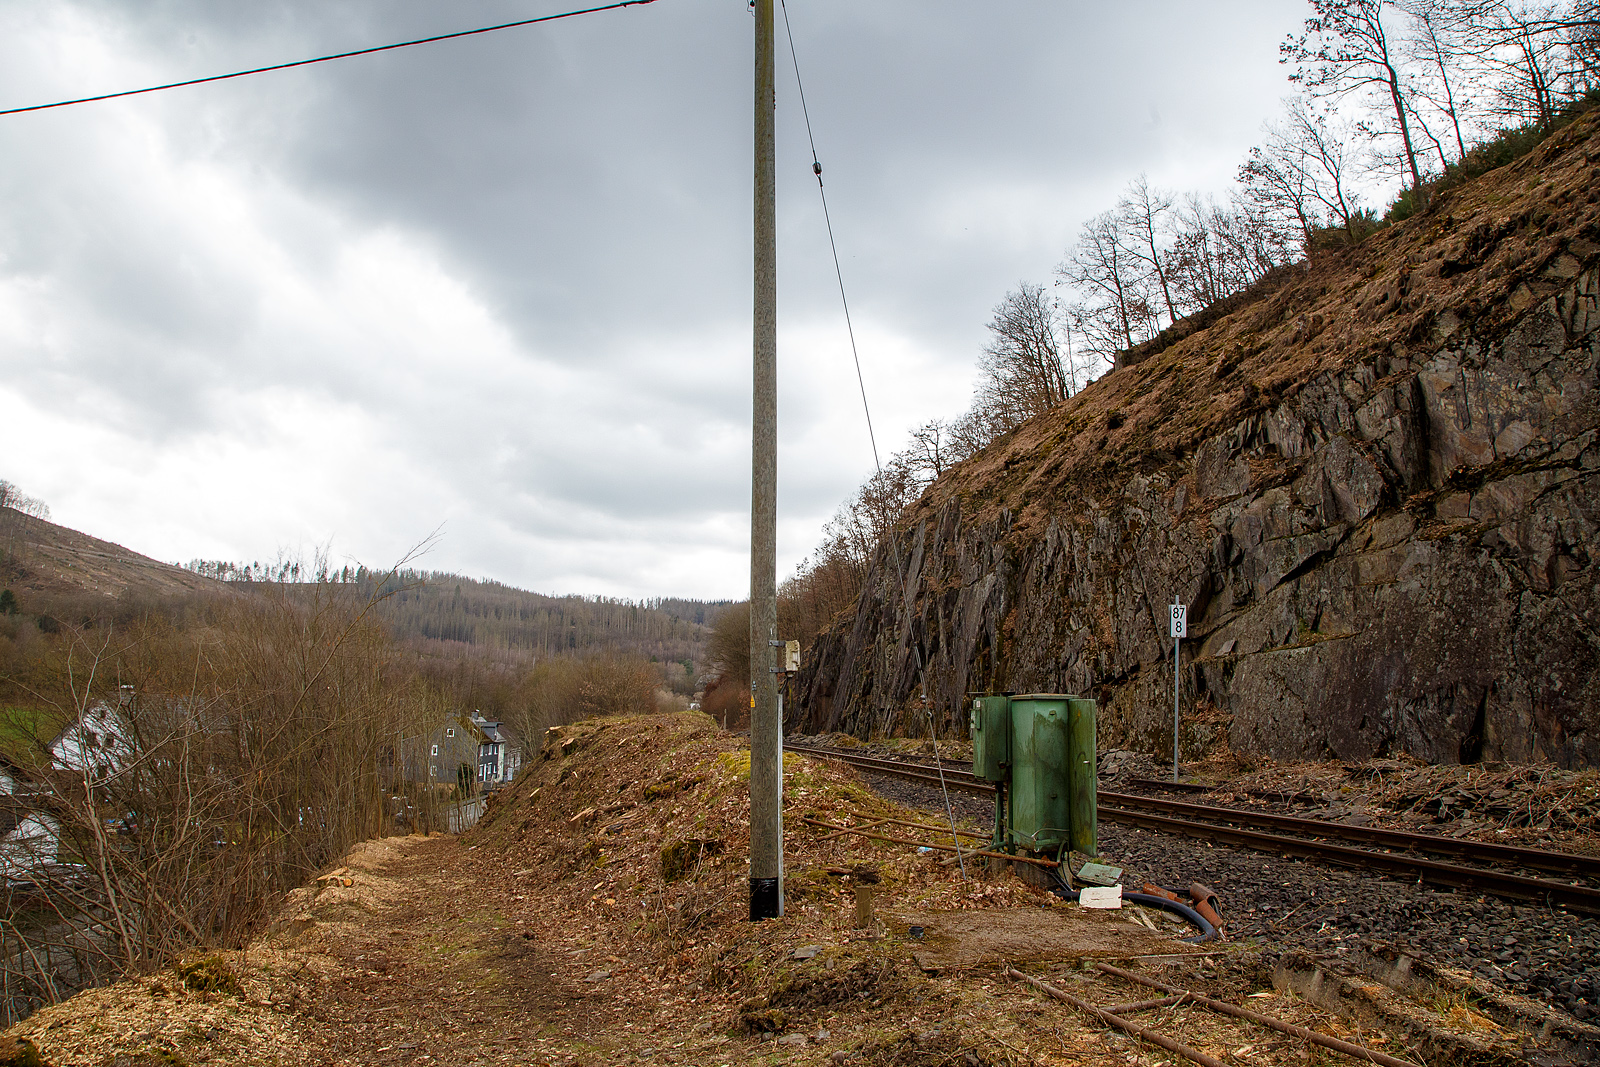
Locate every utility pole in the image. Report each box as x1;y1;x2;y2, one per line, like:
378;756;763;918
748;0;781;922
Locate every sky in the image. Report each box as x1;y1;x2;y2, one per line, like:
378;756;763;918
0;0;1305;600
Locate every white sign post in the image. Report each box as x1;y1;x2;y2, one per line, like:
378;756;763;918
1170;599;1186;782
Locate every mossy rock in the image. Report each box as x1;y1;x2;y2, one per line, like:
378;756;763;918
645;774;704;800
659;838;724;881
782;866;839;902
643;776;679;800
0;1036;51;1067
177;955;242;997
715;751;751;779
738;1006;787;1033
769;957;904;1011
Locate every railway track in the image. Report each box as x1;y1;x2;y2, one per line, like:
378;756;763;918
782;741;1600;916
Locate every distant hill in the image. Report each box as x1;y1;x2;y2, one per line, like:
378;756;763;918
178;560;731;671
0;506;730;675
363;571;727;669
0;507;221;605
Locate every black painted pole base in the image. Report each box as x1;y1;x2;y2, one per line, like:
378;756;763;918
749;877;780;920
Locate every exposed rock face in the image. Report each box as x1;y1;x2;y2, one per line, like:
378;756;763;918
796;113;1600;769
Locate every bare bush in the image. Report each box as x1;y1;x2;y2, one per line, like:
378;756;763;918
1;581;429;1022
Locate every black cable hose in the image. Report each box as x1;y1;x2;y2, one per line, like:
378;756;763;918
1046;865;1218;944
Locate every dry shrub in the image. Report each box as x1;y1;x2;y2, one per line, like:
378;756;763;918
700;676;749;731
1;581;431;1023
509;653;659;741
658;838;724;882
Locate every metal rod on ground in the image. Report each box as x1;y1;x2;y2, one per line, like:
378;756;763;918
839;811;986;840
1006;968;1226;1067
800;817;1060;867
747;0;781;922
1105;994;1190;1014
1093;963;1423;1067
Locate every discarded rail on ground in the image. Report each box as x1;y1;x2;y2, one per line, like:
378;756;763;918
783;742;1600;916
1008;964;1423;1067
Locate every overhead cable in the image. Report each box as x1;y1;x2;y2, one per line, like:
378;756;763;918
777;0;878;472
0;0;659;118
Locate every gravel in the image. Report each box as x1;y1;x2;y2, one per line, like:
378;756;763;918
807;743;1600;1025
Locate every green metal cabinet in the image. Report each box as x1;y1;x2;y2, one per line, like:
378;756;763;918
1008;695;1070;852
1002;693;1097;858
1066;696;1098;858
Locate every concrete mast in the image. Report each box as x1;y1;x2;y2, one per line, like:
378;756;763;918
748;0;781;921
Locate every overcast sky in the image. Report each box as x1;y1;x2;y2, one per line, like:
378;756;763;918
0;0;1302;600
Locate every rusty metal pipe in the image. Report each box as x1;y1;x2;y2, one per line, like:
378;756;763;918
1104;993;1189;1014
1093;963;1421;1067
1007;968;1226;1067
799;817;1059;868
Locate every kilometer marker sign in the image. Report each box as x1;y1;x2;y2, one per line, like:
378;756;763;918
1170;598;1185;781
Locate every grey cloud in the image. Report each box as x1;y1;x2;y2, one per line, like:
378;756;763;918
0;0;1303;595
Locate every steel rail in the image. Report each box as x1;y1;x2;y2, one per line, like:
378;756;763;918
788;742;1600;883
786;741;1600;914
1100;790;1600;879
1100;804;1600;915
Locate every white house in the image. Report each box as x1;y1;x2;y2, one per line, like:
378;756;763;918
48;700;134;778
0;800;60;881
470;713;522;787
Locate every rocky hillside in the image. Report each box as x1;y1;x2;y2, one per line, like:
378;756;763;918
796;109;1600;769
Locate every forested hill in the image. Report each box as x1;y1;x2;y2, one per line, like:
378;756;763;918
368;573;726;666
181;560;729;668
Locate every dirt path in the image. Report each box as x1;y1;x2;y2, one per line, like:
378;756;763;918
282;835;629;1067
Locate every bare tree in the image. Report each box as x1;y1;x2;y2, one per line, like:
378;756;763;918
901;419;953;485
1212;194;1302;280
975;283;1071;425
1488;1;1576;127
1283;0;1427;195
1117;175;1181;327
1167;192;1297;312
1239;98;1366;246
1058;211;1157;359
1399;0;1480;162
1575;0;1600;84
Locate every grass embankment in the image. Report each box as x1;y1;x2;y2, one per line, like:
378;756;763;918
0;706;68;769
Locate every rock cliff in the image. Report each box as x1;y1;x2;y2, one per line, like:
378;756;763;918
796;110;1600;769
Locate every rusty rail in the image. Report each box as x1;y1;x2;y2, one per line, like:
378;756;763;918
786;742;1600;914
1099;804;1600;915
1094;963;1423;1067
1006;968;1226;1067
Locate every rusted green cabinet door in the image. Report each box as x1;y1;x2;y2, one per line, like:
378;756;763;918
969;694;1011;782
